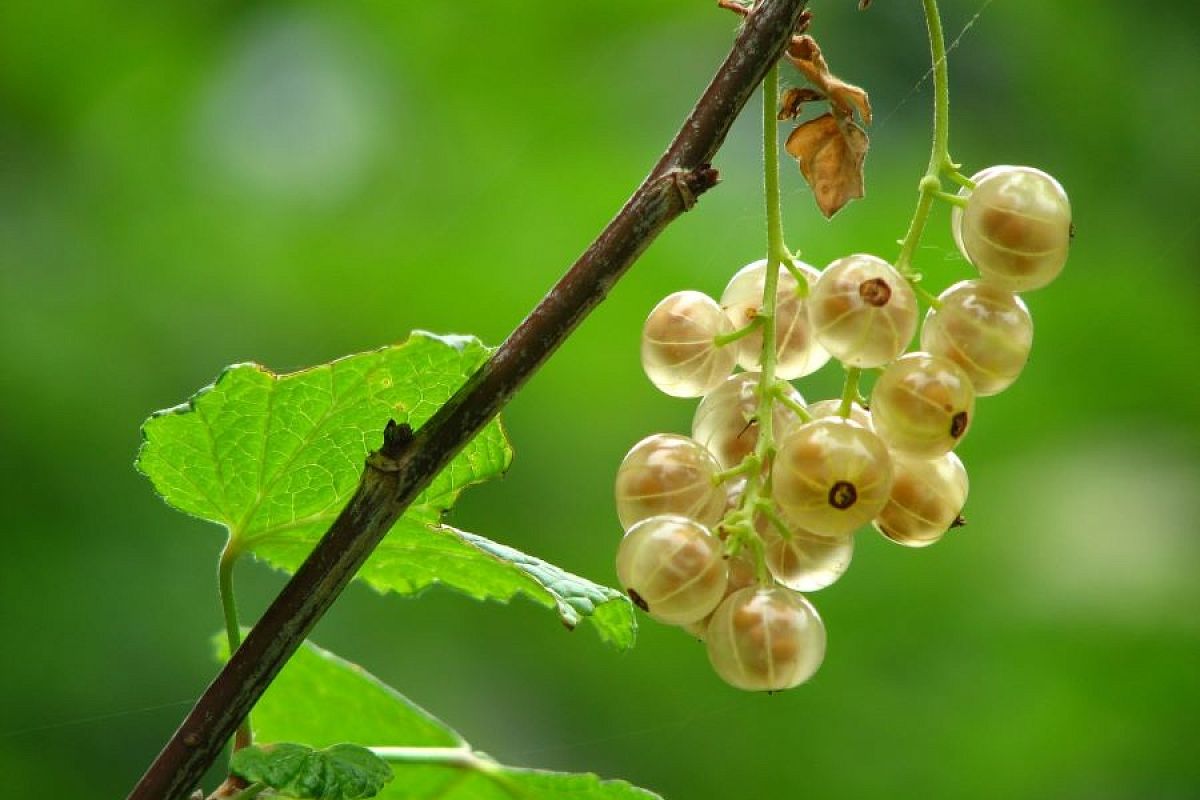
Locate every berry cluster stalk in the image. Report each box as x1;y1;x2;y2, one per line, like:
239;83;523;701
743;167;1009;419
754;64;786;457
726;63;809;580
737;64;789;580
895;0;954;287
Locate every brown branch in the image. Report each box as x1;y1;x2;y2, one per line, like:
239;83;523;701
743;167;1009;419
128;2;807;797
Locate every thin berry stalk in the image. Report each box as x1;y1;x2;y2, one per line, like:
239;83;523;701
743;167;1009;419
756;63;785;459
895;0;952;278
728;64;789;584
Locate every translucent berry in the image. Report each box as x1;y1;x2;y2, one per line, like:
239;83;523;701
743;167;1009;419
681;551;758;639
772;418;894;538
874;451;969;548
870;352;975;458
692;372;804;469
952;166;1071;292
808;254;918;368
805;398;872;428
720;259;830;380
706;586;826;691
641;290;738;397
616;516;728;625
921;280;1034;396
761;515;854;592
615;434;726;531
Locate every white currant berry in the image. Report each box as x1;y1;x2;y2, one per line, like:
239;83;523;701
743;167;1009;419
808;254;918;368
951;166;1008;262
720;259;830;380
692;372;804;469
873;451;969;548
616;515;728;625
706;586;826;691
614;434;726;531
761;514;854;592
681;551;758;640
870;352;975;458
772;417;894;538
952;166;1071;292
805;398;872;427
921;280;1034;396
640;290;738;397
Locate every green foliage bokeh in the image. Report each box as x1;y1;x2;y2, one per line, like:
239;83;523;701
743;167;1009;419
1;1;1198;797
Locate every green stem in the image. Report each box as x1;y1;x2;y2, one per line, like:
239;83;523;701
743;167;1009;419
913;282;943;309
894;0;952;279
945;168;976;190
838;367;861;418
723;66;790;586
757;500;794;541
772;383;812;422
757;64;784;456
218;538;252;752
713;457;760;485
780;257;809;294
934;190;967;207
713;316;763;347
764;67;792;271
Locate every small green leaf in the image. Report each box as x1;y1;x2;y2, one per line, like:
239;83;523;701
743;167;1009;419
138;332;509;553
230;742;392;800
235;639;663;800
140;332;634;647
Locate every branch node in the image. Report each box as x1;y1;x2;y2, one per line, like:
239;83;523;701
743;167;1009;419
670;165;720;210
372;420;415;469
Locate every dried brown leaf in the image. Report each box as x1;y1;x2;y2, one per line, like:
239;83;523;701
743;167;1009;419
777;87;825;121
785;35;872;124
785;112;869;218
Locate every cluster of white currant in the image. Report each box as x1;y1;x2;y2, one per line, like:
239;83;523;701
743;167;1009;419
614;165;1071;691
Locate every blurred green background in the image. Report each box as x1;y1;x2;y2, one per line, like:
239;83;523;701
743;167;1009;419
3;0;1199;797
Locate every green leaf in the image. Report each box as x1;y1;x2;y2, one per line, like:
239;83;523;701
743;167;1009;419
361;761;664;800
230;742;392;800
139;331;634;647
137;331;509;551
239;638;662;800
216;633;460;749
